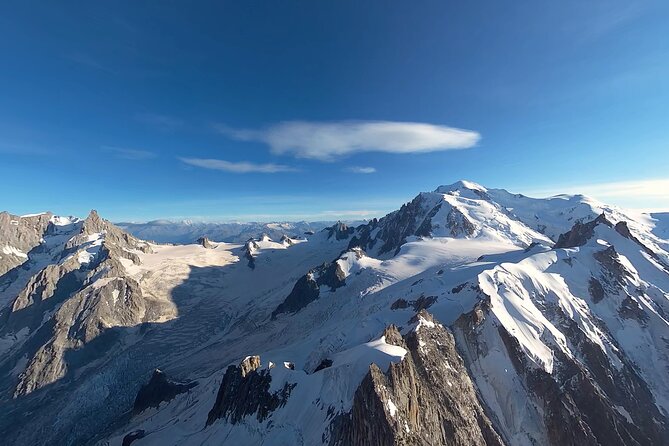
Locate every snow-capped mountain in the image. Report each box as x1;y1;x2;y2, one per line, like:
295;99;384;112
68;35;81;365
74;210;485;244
1;181;668;446
116;220;341;244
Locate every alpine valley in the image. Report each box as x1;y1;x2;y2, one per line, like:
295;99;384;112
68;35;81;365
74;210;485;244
1;181;669;446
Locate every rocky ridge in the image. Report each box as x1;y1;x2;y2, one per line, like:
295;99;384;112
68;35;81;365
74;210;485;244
1;181;668;446
329;311;504;446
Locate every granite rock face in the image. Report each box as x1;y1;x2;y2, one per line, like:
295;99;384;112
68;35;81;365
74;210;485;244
0;212;53;276
272;259;347;317
329;312;504;446
206;355;295;426
446;206;476;238
347;187;482;257
359;194;435;256
196;236;215;249
453;291;669;446
326;221;355;241
0;210;173;398
3;183;669;446
554;213;612;248
243;238;259;269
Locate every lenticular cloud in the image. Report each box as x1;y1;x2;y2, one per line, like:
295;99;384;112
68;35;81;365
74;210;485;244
217;120;480;161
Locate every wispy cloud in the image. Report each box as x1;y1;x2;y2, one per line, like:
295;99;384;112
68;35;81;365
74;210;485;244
104;146;157;160
135;113;184;131
523;178;669;212
179;157;297;173
345;166;376;174
215;120;480;161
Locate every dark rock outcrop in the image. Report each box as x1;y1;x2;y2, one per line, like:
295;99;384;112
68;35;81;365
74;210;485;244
243;239;259;269
280;235;294;245
348;192;480;257
619;296;649;325
451;283;468;294
390;295;437;312
133;369;197;414
313;359;333;373
451;285;669;446
272;273;320;318
347;219;379;252
594;245;629;288
376;195;433;255
348;194;438;256
206;355;295;426
272;260;347;318
197;236;215;249
328;311;504;446
390;298;409;310
496;320;669;446
446;206;476;237
326;222;355;240
554;213;612;248
588;277;605;303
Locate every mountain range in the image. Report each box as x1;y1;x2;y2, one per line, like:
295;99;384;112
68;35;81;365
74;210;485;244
1;180;668;446
114;220;343;245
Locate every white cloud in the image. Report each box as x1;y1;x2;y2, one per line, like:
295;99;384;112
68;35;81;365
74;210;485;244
523;178;669;212
179;157;297;173
345;166;376;174
216;120;480;161
104;146;157;160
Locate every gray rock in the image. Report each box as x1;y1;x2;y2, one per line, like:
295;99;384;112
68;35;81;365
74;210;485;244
197;236;215;249
0;212;172;398
588;277;605;303
455;294;669;446
554;213;612;249
0;212;53;276
206;355;296;426
272;260;347;318
326;221;355;240
329;311;504;446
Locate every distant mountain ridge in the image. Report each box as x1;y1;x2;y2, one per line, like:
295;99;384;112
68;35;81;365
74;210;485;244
115;220;363;244
0;181;668;446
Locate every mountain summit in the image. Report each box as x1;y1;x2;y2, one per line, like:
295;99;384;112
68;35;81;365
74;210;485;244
0;183;668;446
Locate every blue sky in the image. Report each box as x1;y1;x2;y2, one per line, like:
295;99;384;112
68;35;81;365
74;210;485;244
1;1;668;221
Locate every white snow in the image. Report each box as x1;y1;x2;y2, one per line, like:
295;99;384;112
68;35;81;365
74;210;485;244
111;289;120;306
76;232;105;265
50;215;80;226
20;212;48;217
386;398;398;417
2;245;28;258
415;315;436;330
6;181;669;446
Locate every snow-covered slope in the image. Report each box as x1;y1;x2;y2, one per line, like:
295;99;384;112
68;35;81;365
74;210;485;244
650;212;669;248
116;220;339;244
1;181;668;446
